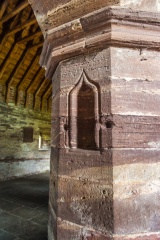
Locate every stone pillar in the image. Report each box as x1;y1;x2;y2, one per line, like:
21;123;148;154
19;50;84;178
29;1;160;239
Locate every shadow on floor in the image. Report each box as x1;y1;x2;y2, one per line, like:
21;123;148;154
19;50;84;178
0;172;49;240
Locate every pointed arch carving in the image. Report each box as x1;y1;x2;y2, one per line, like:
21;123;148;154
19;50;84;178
69;71;99;149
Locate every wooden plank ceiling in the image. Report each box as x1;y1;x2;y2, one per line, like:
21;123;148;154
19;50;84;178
0;0;52;112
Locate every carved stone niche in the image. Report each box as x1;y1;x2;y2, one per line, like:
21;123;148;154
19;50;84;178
69;71;99;150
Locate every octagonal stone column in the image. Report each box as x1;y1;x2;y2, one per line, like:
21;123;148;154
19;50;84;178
29;1;160;239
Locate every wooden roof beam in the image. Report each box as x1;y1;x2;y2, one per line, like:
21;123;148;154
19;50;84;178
17;30;42;44
0;43;16;80
25;67;42;107
5;45;31;87
35;78;51;110
43;84;52;99
16;48;42;91
7;17;37;36
26;67;42;93
35;78;50;97
0;31;23;82
32;76;46;109
41;83;52;101
5;46;30;102
29;40;43;49
0;0;8;19
41;84;52;111
0;37;41;86
15;52;39;105
17;56;39;91
34;78;51;110
0;18;37;51
0;1;29;24
0;33;42;57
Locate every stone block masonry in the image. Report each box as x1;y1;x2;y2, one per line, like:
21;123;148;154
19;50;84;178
49;47;160;239
0;102;51;180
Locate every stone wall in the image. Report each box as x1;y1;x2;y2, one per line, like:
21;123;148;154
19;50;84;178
49;46;160;239
48;49;113;240
0;102;51;181
111;47;160;238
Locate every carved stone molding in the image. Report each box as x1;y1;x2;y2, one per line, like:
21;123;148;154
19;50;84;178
39;7;160;79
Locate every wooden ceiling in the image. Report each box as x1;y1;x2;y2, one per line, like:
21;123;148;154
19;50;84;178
0;0;52;112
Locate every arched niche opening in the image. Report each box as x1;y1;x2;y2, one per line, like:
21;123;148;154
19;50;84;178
69;71;99;150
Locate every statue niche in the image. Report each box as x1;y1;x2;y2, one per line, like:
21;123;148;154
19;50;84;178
69;71;99;150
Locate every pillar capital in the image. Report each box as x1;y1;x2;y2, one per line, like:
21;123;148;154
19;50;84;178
29;0;160;35
30;3;160;79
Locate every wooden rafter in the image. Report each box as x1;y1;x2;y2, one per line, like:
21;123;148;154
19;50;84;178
44;84;52;99
35;78;50;97
31;76;46;108
17;30;42;44
0;44;16;79
0;0;49;112
5;44;32;86
35;78;51;110
0;1;29;24
5;46;30;102
0;31;35;84
7;18;37;36
29;41;43;49
10;11;21;30
24;67;42;107
41;83;52;110
4;41;42;97
15;53;39;105
0;17;37;51
0;0;8;19
0;32;23;81
17;56;39;90
41;83;52;100
17;50;41;91
26;67;42;93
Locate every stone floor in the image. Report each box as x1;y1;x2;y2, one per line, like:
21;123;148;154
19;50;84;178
0;172;49;240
